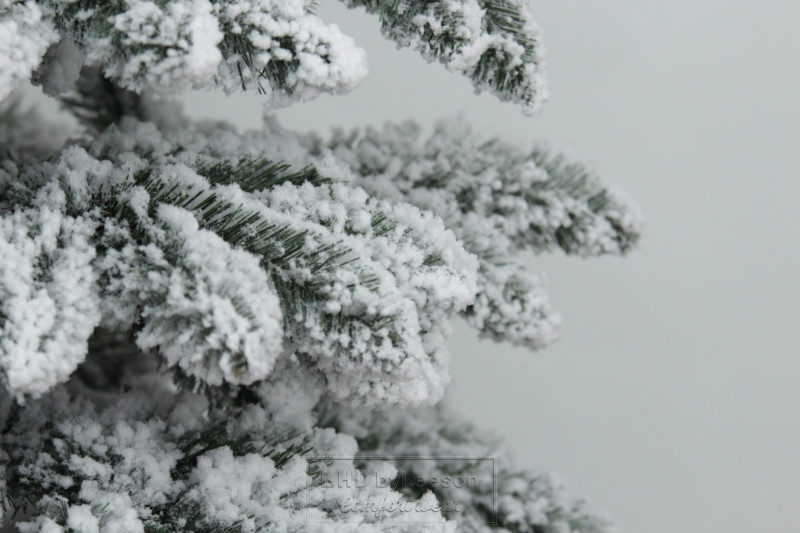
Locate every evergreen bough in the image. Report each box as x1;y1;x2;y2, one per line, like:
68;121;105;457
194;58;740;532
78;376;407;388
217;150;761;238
0;1;641;531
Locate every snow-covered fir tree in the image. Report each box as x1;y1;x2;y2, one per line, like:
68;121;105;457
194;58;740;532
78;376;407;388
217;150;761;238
0;1;642;531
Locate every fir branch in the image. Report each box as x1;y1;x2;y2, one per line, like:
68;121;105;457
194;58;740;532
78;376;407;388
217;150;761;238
0;386;324;533
118;166;470;405
324;401;615;533
0;188;100;400
197;158;331;191
342;0;548;114
464;247;560;350
308;118;643;348
320;119;643;258
44;0;220;94
4;117;476;405
29;0;367;105
209;0;368;101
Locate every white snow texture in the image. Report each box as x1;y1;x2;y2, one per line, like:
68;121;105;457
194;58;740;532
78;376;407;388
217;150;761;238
1;0;548;112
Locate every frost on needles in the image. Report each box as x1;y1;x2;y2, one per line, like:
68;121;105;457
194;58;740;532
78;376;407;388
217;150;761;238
1;0;642;531
341;0;549;115
1;0;368;104
1;0;546;113
1;118;479;406
306;119;642;349
1;344;612;532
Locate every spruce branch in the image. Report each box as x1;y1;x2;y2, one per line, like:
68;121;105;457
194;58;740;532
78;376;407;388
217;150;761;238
464;244;560;350
0;184;99;400
0;370;455;532
318;119;643;258
197;157;331;191
341;0;548;114
324;400;614;533
306;118;643;348
210;0;368;102
1;118;477;405
0;385;326;533
14;0;368;106
43;0;224;95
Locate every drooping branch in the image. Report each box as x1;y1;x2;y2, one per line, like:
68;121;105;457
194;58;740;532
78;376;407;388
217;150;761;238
324;400;614;533
306;118;643;348
15;0;368;107
0;119;477;406
341;0;548;114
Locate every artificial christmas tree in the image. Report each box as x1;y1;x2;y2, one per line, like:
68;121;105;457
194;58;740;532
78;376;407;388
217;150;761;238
0;1;642;531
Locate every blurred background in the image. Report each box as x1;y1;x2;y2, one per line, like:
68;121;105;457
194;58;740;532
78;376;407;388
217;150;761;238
31;0;800;531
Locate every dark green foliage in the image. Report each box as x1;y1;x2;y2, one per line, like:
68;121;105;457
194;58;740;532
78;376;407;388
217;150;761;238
197;158;331;192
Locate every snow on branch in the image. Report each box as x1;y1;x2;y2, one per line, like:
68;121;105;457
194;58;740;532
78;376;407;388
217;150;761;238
211;0;367;104
0;1;58;101
0;118;478;406
86;120;478;406
327;400;615;533
0;184;99;400
0;380;451;531
341;0;549;115
259;180;478;405
95;203;285;388
306;118;643;349
318;119;643;258
465;231;561;349
2;0;368;105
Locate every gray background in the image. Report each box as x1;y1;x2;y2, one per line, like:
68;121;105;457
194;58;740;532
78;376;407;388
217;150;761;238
183;1;798;532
